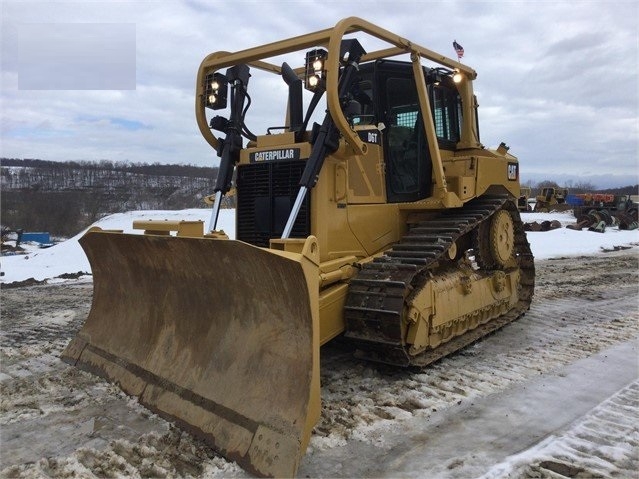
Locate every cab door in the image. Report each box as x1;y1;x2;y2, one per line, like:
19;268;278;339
376;63;432;203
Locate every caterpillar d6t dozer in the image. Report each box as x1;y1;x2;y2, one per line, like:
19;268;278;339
63;17;534;477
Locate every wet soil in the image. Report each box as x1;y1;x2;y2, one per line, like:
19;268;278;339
1;252;638;478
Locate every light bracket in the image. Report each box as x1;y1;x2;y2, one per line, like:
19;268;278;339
204;72;228;110
304;48;327;92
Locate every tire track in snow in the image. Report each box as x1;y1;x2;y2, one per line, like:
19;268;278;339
1;253;637;477
479;381;639;479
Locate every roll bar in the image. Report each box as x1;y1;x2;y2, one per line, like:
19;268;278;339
195;16;477;157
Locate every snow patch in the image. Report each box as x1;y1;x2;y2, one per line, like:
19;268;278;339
2;208;637;285
478;380;639;479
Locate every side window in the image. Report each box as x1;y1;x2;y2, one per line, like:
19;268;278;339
432;86;461;145
349;80;375;125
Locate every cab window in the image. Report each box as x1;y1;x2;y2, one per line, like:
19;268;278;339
432;86;461;148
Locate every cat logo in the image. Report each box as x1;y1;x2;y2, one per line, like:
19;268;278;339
250;148;301;162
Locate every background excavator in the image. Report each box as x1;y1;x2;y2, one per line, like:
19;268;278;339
63;17;535;478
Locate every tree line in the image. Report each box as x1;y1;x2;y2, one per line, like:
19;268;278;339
1;158;221;237
2;157;636;238
521;179;638;197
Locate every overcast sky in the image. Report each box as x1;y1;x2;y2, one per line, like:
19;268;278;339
1;0;637;188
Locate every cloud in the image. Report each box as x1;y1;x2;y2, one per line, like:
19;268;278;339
1;0;637;188
17;23;136;90
76;115;152;131
109;118;151;131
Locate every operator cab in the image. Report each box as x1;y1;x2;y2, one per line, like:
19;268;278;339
348;60;464;203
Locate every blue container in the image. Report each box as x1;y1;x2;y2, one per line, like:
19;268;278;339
565;195;584;206
21;232;51;244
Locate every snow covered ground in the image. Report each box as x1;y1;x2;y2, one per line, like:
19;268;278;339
1;209;638;284
1;209;234;284
1;208;638;478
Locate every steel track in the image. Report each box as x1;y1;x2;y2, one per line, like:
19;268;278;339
343;195;535;367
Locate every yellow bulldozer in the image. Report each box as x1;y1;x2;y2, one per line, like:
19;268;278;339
63;18;534;477
533;186;569;212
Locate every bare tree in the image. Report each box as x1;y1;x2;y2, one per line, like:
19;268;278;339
571;181;597;193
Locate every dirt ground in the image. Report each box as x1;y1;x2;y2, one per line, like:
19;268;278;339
1;252;638;478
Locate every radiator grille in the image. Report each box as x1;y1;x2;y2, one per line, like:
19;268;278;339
236;160;310;247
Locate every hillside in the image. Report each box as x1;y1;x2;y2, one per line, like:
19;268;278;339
1;158;221;236
3;158;636;238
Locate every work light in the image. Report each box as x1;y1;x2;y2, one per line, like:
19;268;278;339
304;48;327;92
204;72;228;110
427;68;445;86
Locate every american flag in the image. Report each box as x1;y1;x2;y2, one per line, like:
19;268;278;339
453;40;464;59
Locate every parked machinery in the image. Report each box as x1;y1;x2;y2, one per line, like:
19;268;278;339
518;186;532;211
534;187;569;212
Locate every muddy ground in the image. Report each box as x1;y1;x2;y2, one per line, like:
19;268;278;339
1;252;638;478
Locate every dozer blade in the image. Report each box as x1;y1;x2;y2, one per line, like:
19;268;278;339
62;230;321;478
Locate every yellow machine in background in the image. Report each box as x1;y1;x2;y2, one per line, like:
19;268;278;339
534;186;569;211
518;186;532;211
63;18;534;477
